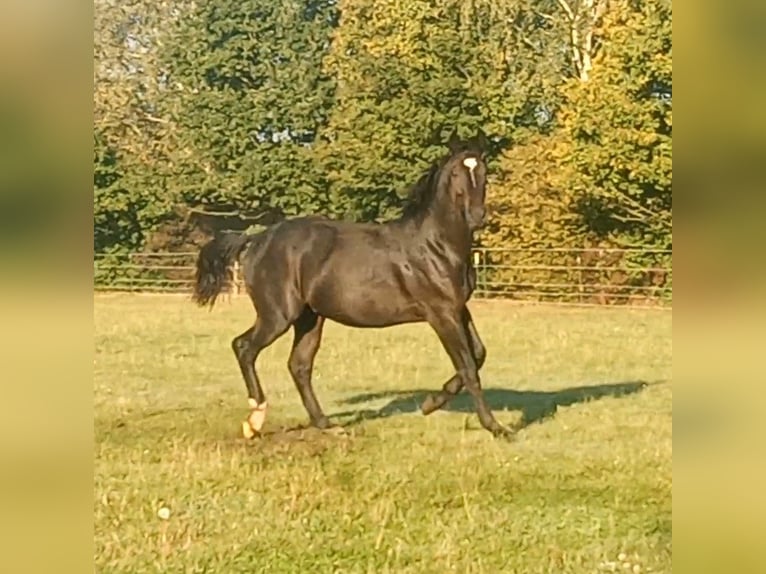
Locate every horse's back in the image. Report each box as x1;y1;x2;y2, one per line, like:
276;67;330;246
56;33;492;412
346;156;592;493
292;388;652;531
242;216;337;275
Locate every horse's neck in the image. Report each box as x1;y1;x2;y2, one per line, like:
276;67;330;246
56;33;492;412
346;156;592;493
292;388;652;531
418;209;473;259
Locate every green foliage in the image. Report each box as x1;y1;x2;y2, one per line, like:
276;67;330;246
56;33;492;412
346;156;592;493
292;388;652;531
558;0;672;251
475;0;672;303
94;0;672;303
93;129;174;252
316;0;568;221
94;0;189;251
161;0;339;217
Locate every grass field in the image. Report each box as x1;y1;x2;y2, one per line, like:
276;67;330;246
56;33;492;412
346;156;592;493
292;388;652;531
94;294;672;574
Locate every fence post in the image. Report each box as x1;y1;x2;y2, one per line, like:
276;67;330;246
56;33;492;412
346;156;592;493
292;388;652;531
473;250;482;296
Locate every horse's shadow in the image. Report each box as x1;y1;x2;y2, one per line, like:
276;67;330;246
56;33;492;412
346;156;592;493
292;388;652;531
333;380;657;430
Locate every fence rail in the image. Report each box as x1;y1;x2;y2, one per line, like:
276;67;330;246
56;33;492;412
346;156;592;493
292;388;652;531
94;247;672;308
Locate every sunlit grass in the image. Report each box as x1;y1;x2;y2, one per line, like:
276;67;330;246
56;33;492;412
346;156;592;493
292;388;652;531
95;294;671;573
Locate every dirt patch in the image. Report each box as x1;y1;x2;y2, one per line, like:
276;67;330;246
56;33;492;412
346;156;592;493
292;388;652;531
212;423;362;458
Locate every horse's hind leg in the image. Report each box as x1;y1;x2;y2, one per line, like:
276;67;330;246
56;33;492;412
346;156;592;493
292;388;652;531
232;313;291;438
288;308;331;429
421;307;486;415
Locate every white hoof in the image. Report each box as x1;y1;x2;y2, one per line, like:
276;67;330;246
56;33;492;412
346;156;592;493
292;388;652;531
246;400;268;433
242;420;256;439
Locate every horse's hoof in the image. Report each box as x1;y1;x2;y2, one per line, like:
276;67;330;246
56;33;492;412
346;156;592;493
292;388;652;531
247;401;268;432
312;418;347;435
420;394;440;415
313;417;333;430
492;425;516;441
242;420;257;439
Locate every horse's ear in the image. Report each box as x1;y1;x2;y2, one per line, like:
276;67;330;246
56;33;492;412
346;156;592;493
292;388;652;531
446;129;461;153
475;128;490;156
426;124;444;146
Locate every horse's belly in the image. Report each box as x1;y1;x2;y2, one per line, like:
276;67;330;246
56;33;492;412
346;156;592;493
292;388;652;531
306;267;425;328
325;308;422;329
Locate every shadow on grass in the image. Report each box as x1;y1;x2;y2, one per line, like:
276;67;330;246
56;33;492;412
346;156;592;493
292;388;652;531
333;380;661;430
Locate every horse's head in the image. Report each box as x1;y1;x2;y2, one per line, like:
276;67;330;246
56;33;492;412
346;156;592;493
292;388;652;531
436;129;490;231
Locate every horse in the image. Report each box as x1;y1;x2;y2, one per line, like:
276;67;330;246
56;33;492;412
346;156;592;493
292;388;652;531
191;129;514;439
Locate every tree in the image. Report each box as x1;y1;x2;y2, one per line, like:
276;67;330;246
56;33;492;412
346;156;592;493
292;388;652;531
557;0;672;250
316;0;568;221
478;0;671;303
93;0;672;306
93;0;188;251
161;0;339;221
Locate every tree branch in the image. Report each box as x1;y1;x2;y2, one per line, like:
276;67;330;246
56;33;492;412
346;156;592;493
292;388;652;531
143;113;169;124
556;0;575;22
556;0;585;80
582;29;592;81
570;25;583;80
599;186;672;226
513;26;539;51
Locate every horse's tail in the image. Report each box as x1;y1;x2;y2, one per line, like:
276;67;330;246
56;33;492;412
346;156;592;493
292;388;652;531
192;232;253;308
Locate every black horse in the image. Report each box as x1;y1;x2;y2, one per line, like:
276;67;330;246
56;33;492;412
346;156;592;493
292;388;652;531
192;130;513;439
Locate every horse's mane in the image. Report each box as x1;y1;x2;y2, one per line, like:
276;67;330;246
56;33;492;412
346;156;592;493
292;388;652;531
399;157;446;220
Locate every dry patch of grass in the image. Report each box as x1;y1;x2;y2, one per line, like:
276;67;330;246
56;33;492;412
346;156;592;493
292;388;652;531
95;294;672;573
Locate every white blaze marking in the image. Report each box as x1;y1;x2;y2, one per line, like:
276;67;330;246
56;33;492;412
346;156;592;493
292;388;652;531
463;157;478;187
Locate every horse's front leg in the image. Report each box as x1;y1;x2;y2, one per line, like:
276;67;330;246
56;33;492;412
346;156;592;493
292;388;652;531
426;307;512;438
421;307;485;415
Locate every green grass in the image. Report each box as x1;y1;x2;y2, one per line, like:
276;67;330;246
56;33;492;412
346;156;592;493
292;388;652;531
94;294;672;574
